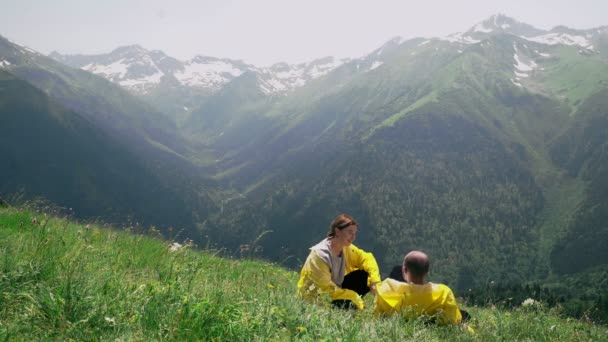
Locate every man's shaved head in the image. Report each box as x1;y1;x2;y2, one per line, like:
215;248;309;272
403;251;430;278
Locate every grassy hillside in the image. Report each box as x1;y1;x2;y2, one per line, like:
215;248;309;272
1;206;605;341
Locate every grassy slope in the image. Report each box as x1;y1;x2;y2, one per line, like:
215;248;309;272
1;206;605;341
534;46;608;114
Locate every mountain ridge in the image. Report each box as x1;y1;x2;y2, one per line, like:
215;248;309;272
44;14;607;124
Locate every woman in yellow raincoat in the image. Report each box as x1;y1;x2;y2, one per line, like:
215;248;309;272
297;213;381;310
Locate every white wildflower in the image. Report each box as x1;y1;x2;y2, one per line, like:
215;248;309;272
169;242;183;252
521;298;539;307
104;316;116;325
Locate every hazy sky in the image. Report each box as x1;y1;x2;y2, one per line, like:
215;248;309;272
0;0;606;66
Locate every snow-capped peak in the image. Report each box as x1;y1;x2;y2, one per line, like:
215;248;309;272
46;15;606;98
174;57;248;88
436;14;598;52
78;46;168;93
473;14;515;33
471;14;544;36
255;57;348;94
51;45;348;96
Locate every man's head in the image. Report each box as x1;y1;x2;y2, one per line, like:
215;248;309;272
402;251;429;284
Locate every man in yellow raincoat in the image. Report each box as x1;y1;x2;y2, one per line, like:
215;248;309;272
297;213;381;310
374;250;463;325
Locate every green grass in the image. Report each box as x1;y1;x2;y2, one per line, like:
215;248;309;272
1;206;606;341
535;46;608;114
364;91;438;140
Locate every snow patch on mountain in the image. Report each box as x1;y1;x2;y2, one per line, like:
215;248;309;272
439;32;480;44
83;59;129;79
0;60;11;68
514;53;537;72
256;58;347;95
274;67;306;80
175;60;244;88
535;50;551;57
513;43;538;81
308;58;345;78
522;32;594;50
473;22;493;33
511;78;523;87
256;65;306;94
19;45;38;55
120;71;164;89
258;77;291;94
369;61;383;71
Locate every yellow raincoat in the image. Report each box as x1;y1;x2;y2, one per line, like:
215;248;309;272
297;242;381;310
374;278;462;324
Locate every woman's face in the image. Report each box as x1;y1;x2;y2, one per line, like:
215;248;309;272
335;224;357;246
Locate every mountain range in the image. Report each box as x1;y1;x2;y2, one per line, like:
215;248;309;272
48;14;607;120
2;14;608;295
50;47;349;121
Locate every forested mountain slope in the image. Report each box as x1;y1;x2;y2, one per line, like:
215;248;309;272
0;38;220;237
549;89;608;274
0;70;198;229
